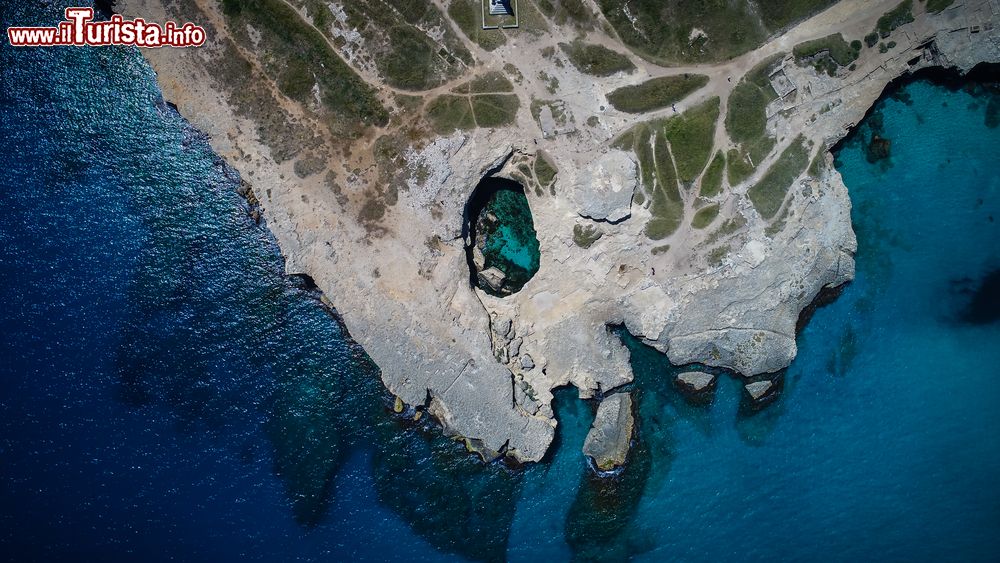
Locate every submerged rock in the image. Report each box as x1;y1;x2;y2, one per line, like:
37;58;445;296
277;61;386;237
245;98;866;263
744;380;777;404
582;392;634;472
866;134;892;163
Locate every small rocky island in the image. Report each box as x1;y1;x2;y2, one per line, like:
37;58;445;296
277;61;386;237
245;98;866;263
123;0;1000;469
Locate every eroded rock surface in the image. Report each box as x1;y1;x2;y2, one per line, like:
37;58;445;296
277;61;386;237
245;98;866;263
676;371;716;394
582;393;635;472
121;0;1000;463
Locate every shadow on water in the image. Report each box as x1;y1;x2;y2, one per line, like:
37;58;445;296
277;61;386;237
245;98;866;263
370;418;524;562
957;269;1000;325
564;329;712;561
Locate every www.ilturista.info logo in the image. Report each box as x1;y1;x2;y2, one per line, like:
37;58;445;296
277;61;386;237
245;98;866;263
7;8;206;47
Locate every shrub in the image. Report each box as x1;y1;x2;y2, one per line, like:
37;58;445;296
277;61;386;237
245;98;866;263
606;74;709;113
560;40;636;76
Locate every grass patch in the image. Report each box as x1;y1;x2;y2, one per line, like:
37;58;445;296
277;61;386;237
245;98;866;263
727;148;754;186
471;94;520;127
700;152;725;198
529;99;568;131
534;151;558;186
793;33;860;74
808;151;827;177
338;0;471;90
876;1;914;37
925;0;955;14
706;215;747;245
725;54;783;146
596;0;833;63
747;136;810;219
426;95;475;133
466;71;515;93
755;0;836;30
707;245;730;267
447;0;506;51
606;74;709;114
645;132;684;240
692;204;720;229
537;0;596;27
378;25;438;90
559;40;636;76
572;224;603;248
661;97;720;185
221;0;387;128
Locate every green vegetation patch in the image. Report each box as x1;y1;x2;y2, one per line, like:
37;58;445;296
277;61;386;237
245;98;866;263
705;215;747;245
534;152;558;187
645;133;684;240
793;34;860;75
596;0;834;64
727;136;776;187
221;0;387;129
692;204;720;230
747;136;811;219
529;99;569;131
606;74;709;114
756;0;837;30
426;95;475;133
471;94;520;127
707;245;730;267
725;54;783;146
808;150;827;177
537;0;595;27
337;0;472;90
876;1;914;37
662;97;720;185
727;148;754;186
925;0;955;14
572;224;603;248
466;71;515;93
559;40;636;77
448;0;506;51
700;152;725;198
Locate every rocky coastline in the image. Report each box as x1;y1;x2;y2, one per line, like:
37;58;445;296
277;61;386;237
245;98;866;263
120;0;1000;468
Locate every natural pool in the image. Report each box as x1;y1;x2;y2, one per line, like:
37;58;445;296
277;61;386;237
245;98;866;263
465;177;541;296
2;1;999;560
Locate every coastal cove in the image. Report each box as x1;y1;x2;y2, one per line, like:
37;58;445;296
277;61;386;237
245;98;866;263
2;3;1000;563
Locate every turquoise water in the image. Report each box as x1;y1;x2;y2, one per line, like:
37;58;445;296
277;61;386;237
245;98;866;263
2;1;999;559
471;181;540;294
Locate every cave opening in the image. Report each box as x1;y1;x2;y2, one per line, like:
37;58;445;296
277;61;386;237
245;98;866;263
463;176;540;297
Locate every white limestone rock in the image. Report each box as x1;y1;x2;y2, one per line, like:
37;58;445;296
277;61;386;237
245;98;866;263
582;392;634;472
571;150;637;223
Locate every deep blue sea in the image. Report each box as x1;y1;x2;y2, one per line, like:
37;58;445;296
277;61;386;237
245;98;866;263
2;2;999;561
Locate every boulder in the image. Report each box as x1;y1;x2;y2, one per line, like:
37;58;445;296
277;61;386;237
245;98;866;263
519;354;535;370
744;380;775;402
675;371;716;393
477;267;506;293
582;392;634;472
571;150;637;223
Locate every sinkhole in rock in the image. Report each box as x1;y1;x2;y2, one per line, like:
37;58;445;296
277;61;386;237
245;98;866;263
464;176;540;296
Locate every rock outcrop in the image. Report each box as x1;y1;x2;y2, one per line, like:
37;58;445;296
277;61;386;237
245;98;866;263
123;0;1000;464
675;371;717;395
582;393;635;472
570;150;637;223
